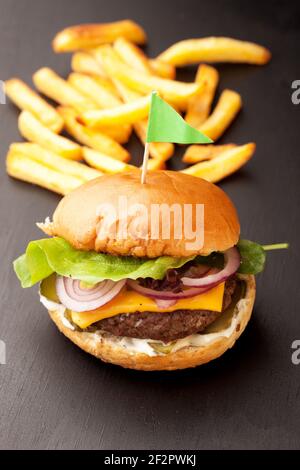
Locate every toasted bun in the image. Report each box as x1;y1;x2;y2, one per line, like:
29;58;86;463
48;274;255;371
42;171;240;258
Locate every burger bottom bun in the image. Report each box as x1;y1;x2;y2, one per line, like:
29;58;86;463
48;275;255;371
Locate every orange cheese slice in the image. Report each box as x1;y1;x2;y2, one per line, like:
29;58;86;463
71;283;225;329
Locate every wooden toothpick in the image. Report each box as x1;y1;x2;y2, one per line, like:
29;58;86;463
141;142;150;184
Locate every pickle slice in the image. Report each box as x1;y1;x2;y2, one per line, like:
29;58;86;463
148;342;176;354
40;274;59;302
203;281;245;333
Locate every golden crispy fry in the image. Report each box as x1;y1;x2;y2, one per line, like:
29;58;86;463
199;89;242;141
81;94;151;127
10;143;101;181
68;73;132;140
112;79;174;161
158;37;271;66
146;158;167;171
68;73;132;142
95;125;131;144
134;120;174;161
69;72;121;108
149;60;176;80
181;143;255;182
83;147;136;174
18;111;82;161
5;78;63;133
95;45;202;109
53;20;147;53
33;68;95;113
112;78;140;101
92;75;120;96
183;143;236;164
58;107;130;162
113;38;176;80
185;65;219;127
71;52;118;95
89;123;131;144
71;52;106;77
6;150;83;195
114;37;152;74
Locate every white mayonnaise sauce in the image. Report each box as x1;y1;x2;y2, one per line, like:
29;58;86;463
40;294;75;331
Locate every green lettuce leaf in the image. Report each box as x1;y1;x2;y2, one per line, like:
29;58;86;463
195;240;267;275
237;239;266;275
14;237;195;288
14;236;279;289
236;240;288;274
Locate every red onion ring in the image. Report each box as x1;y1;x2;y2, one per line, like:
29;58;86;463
66;278;114;301
126;252;237;301
127;279;213;300
56;277;126;312
183;264;211;278
181;247;240;287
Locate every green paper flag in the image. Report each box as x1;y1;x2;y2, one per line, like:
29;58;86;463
146;91;213;144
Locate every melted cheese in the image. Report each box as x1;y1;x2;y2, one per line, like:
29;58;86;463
71;283;225;329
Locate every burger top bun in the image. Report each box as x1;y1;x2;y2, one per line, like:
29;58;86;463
41;171;240;258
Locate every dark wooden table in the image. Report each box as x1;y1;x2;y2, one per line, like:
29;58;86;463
0;0;299;450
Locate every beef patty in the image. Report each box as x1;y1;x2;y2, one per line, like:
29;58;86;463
93;277;237;343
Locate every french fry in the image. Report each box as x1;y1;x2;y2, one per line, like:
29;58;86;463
149;60;176;80
112;78;140;102
68;73;132;142
18;111;82;161
181;143;255;182
71;53;118;95
92;75;121;96
10;143;102;181
86;124;131;145
183;143;236;164
110;51;174;159
71;52;106;77
113;38;176;80
157;37;271;66
134;120;174;161
199;89;242;141
6;150;83;195
81;94;151;127
33;68;95;113
58;107;130;162
114;79;174;161
94;45;202;109
83;147;136;174
53;20;147;53
185;65;219;127
87;123;131;145
114;37;153;74
146;158;167;171
69;72;121;108
5;78;63;133
71;52;175;83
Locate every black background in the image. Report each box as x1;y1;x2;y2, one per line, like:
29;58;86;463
0;0;300;450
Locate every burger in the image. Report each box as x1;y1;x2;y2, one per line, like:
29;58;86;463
14;171;265;371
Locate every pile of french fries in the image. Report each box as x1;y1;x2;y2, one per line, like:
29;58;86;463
5;19;270;195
